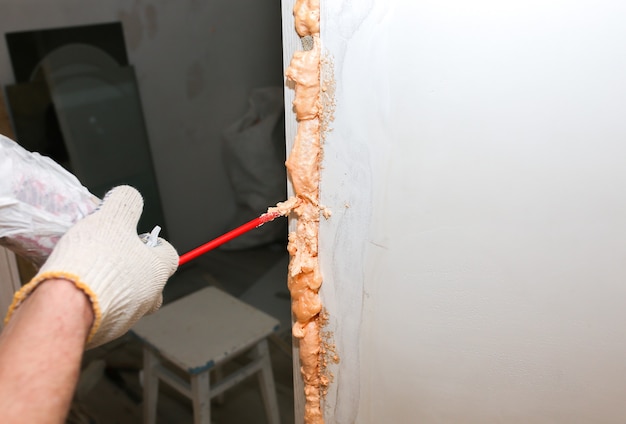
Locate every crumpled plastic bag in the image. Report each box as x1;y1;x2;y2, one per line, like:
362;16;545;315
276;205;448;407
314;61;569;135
221;86;287;250
0;134;100;266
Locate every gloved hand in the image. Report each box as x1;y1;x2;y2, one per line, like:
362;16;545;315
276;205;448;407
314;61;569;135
4;185;179;349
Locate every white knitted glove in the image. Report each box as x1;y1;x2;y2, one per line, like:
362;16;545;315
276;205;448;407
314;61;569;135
4;185;179;349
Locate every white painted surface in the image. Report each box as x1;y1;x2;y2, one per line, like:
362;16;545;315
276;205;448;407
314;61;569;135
0;0;283;251
132;286;279;371
318;1;626;422
279;2;307;422
0;247;21;330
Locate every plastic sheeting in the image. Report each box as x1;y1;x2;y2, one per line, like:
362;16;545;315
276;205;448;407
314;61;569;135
0;134;99;265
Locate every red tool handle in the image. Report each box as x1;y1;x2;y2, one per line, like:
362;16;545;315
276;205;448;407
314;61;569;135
178;211;281;266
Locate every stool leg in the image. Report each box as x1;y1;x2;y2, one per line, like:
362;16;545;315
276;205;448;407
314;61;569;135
190;371;211;424
143;348;160;424
254;339;281;424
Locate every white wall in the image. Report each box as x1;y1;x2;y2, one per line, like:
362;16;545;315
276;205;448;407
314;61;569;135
319;1;626;422
0;0;284;251
0;248;21;330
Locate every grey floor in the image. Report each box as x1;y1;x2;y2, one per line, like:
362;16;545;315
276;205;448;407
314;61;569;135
71;243;295;424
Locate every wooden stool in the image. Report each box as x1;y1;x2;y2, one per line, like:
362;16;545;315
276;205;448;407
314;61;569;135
131;286;281;424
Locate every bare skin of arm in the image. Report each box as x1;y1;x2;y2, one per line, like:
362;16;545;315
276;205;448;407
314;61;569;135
0;279;93;424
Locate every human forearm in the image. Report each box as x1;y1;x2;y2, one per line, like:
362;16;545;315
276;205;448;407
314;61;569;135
0;185;178;422
0;279;93;424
